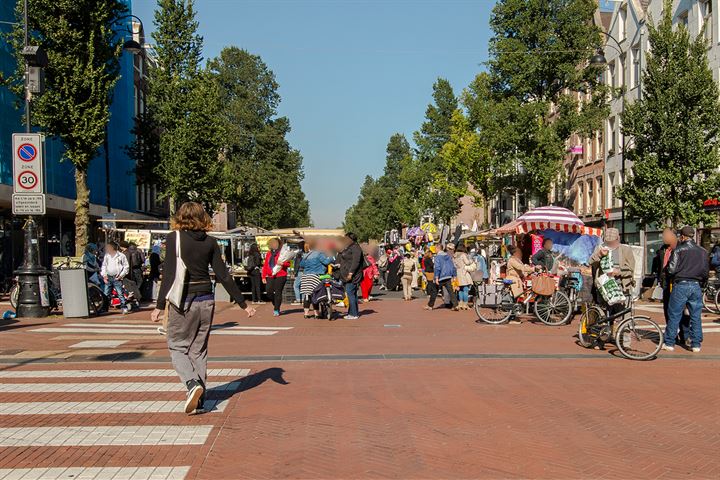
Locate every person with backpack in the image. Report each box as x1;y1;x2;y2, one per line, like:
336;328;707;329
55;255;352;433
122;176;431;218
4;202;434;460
152;202;255;415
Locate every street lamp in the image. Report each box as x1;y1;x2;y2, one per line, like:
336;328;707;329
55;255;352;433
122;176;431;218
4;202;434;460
589;30;627;241
103;15;145;214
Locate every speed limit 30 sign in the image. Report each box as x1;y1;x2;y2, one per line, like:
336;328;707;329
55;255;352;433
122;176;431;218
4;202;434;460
12;133;44;195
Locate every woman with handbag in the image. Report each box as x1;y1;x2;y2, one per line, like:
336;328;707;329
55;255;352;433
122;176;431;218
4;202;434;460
262;238;292;316
453;244;476;310
151;202;256;415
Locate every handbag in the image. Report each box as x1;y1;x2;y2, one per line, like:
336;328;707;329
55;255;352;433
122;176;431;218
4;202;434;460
166;231;187;308
531;275;556;296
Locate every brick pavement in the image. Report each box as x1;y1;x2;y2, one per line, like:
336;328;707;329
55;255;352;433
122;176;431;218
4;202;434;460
0;296;718;479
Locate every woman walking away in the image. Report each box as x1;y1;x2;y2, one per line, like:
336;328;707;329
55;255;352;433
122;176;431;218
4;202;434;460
246;243;264;305
422;249;437;310
400;252;416;300
152;202;256;415
299;239;333;317
262;238;290;316
454;245;476;310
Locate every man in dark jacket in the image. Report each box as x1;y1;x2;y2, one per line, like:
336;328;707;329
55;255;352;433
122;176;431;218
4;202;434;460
663;226;709;353
338;232;363;319
656;228;690;341
531;238;555;272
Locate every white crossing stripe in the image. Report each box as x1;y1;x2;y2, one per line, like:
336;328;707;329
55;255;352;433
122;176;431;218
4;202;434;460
0;425;213;447
0;368;249;378
65;323;293;331
31;327;281;336
0;380;242;393
0;466;190;480
69;340;128;349
0;399;228;415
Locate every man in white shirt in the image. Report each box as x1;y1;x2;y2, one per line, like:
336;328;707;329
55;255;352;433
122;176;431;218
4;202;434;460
101;242;130;313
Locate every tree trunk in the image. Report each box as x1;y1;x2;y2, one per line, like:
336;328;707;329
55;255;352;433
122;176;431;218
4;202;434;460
74;168;90;257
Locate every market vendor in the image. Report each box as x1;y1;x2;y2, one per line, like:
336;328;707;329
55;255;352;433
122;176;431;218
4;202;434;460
531;238;555;273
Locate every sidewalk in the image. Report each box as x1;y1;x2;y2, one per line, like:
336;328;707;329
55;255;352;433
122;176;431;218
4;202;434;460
0;296;718;479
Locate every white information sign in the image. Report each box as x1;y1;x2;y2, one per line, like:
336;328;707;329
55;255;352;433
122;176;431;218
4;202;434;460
12;194;46;215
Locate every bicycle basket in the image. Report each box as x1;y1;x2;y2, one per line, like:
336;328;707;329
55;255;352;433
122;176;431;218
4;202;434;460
532;276;556;296
477;283;505;306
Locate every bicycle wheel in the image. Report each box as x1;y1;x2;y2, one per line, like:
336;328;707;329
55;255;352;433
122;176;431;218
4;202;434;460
87;283;107;315
715;288;720;316
9;284;18;309
577;305;605;348
534;290;572;326
474;286;514;325
703;285;720;314
615;316;663;360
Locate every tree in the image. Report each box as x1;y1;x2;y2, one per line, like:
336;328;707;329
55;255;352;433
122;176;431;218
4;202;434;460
208;46;310;228
413;78;462;223
133;0;230;214
619;0;720;227
344;134;413;238
487;0;608;198
4;0;127;255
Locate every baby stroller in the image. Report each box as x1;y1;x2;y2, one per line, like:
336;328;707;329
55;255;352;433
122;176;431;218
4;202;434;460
311;274;345;320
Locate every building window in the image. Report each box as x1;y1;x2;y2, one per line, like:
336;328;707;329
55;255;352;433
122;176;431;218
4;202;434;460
608;61;616;88
618;54;625;88
700;0;713;42
596;130;603;161
619;6;627;42
596;177;603;212
631;45;640;89
577;183;584;213
608;117;616;154
679;10;689;28
587;180;594;214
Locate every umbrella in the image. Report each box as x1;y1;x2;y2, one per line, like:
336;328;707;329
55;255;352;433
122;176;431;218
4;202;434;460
421;222;438;233
406;226;423;238
518;206;585;234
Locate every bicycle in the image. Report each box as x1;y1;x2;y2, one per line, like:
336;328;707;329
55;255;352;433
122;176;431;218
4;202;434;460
475;273;572;326
577;296;663;360
702;279;720;314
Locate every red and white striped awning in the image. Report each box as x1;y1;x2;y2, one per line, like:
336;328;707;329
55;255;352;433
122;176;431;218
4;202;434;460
492;207;602;236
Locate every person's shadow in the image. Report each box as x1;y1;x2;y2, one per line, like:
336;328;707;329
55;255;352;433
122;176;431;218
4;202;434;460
237;367;289;393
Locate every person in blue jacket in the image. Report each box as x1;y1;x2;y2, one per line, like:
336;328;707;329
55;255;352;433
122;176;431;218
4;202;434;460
298;239;334;318
432;243;459;310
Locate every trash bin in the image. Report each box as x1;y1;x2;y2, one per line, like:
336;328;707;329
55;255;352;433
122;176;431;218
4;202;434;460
59;268;90;318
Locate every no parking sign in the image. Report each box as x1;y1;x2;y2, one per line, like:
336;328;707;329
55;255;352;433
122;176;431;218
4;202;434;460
12;133;46;215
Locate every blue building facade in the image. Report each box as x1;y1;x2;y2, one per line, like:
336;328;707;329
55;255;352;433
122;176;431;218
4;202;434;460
1;0;142;272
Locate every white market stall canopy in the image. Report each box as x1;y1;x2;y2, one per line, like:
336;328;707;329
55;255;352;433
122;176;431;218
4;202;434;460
494;206;602;236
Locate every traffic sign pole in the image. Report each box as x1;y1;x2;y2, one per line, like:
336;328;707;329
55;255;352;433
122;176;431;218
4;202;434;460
12;133;49;318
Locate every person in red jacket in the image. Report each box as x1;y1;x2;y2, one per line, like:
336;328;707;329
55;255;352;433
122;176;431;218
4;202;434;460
262;238;291;316
360;252;379;302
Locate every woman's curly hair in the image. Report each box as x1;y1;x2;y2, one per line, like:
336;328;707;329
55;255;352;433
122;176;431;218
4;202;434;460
171;202;213;232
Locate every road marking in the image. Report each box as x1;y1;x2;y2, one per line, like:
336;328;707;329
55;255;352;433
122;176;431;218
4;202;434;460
65;323;293;331
0;466;190;480
0;368;249;378
0;399;228;415
69;340;128;349
31;327;282;336
0;380;243;393
0;425;213;447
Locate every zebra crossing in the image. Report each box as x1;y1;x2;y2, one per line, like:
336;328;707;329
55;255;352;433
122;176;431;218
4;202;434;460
0;366;250;479
634;304;720;333
30;322;294;337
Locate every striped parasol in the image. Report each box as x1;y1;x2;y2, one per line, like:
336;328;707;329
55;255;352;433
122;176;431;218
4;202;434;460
493;206;602;236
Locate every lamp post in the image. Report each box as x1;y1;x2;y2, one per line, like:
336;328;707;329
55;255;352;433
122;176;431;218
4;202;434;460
103;14;145;214
590;31;626;241
14;0;51;318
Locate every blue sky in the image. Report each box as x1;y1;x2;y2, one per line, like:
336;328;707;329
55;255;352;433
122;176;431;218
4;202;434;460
131;0;496;227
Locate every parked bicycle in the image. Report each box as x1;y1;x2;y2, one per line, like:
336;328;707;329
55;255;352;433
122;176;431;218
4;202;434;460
702;279;720;314
577;296;663;360
474;273;572;326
